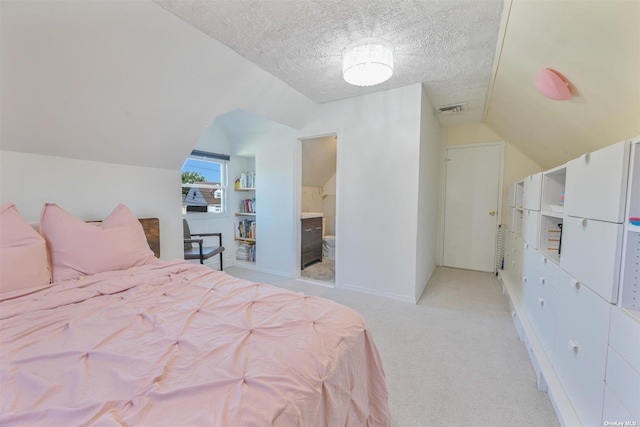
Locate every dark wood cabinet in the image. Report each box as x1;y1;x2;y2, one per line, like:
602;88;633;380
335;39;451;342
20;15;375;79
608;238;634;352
301;217;323;269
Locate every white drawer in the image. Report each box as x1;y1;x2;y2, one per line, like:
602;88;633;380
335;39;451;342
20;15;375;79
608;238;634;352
535;251;559;288
602;385;635;426
529;277;557;359
606;346;640;421
553;324;606;426
523;173;542;211
564;140;630;223
609;307;640;374
560;216;624;303
522;210;540;249
555;268;611;363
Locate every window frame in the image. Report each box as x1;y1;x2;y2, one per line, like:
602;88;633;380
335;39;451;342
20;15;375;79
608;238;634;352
181;151;230;217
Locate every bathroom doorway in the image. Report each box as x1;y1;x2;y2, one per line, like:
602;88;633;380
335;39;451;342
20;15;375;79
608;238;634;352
299;134;337;284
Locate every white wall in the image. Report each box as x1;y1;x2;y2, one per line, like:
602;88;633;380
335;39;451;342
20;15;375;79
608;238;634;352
0;150;183;260
414;85;444;301
301;187;323;212
301;84;424;302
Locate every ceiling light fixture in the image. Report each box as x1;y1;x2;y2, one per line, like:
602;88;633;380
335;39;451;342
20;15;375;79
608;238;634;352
343;38;394;87
534;68;573;101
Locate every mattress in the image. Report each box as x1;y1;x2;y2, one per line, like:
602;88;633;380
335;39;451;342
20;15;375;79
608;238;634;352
0;260;390;426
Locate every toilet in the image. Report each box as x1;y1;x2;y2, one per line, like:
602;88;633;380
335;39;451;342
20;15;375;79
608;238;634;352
323;235;335;259
321;217;335;259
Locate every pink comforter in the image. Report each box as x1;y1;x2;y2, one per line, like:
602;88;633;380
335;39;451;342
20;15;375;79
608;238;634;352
0;261;390;426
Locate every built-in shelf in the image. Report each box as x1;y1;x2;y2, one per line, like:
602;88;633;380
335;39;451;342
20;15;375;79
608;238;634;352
235;237;256;243
540;210;563;219
539;214;563;264
235;212;256;216
235;187;255;191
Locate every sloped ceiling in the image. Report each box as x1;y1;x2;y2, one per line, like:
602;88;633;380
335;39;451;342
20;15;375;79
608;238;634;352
485;0;640;170
301;136;337;187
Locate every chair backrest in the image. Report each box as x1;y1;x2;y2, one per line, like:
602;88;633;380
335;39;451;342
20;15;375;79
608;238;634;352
183;219;192;251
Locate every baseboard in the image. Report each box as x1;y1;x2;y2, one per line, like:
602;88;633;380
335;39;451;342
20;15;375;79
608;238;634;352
340;283;416;304
498;270;581;427
229;260;294;278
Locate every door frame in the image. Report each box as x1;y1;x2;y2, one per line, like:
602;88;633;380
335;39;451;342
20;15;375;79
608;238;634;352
295;131;341;287
438;141;505;271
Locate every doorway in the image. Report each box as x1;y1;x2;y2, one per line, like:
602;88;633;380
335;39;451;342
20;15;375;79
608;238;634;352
442;143;504;272
299;135;337;284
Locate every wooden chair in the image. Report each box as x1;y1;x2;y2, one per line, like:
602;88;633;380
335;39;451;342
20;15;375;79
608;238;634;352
183;219;225;270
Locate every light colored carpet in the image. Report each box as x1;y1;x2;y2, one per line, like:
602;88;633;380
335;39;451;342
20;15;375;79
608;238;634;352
300;258;335;282
225;265;560;427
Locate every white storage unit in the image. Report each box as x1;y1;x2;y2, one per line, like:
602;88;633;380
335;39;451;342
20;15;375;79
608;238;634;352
522;209;540;249
523;173;542;211
605;307;640;424
541;165;566;215
564;140;630;223
620;137;640;310
507;182;516;208
498;135;640;427
561;217;624;303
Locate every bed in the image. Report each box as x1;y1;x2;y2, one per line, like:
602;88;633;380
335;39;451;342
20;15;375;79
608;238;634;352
0;203;390;426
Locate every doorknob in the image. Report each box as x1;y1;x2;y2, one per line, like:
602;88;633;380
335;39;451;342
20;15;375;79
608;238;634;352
489;210;496;216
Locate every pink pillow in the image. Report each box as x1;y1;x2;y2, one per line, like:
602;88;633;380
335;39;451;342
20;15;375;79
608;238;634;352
0;203;51;294
40;203;156;282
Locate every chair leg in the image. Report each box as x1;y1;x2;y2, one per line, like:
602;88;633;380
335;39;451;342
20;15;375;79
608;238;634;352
219;252;223;271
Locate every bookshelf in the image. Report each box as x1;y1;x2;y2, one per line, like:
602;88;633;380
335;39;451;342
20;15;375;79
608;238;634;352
235;170;256;263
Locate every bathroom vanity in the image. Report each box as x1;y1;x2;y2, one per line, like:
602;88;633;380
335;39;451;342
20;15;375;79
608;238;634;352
301;213;323;269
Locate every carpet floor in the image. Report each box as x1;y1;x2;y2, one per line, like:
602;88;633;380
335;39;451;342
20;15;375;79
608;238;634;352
225;265;560;427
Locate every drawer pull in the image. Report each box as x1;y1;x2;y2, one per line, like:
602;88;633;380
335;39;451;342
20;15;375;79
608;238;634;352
568;340;579;353
522;277;528;284
304;229;312;232
572;279;581;290
584;152;591;164
581;218;588;227
538;298;544;307
542;256;547;265
315;227;322;230
539;277;545;285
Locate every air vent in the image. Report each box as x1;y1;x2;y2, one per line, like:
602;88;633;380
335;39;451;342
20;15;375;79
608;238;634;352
436;103;467;115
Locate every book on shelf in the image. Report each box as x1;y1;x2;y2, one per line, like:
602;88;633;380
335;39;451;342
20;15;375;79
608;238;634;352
236;171;256;189
236;241;256;262
239;198;256;213
237;219;256;240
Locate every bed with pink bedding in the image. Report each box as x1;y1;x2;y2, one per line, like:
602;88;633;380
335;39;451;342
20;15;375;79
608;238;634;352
0;203;390;426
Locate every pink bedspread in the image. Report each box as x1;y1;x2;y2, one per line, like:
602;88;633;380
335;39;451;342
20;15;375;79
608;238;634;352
0;261;390;426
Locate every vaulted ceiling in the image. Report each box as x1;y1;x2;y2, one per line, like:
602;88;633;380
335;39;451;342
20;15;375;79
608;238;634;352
154;0;504;127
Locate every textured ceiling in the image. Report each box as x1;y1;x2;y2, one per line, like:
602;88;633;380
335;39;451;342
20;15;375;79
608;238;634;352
153;0;504;126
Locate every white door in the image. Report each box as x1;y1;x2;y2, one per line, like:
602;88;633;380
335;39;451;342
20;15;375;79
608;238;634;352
443;144;502;272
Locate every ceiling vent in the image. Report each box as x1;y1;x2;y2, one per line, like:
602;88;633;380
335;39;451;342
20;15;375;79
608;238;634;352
436;103;467;115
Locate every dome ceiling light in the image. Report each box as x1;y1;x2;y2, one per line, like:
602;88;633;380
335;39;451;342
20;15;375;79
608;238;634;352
342;38;394;87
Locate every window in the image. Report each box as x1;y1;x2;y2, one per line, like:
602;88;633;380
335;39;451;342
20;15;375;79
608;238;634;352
181;150;229;215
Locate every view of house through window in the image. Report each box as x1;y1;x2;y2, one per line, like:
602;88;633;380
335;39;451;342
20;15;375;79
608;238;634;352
181;151;229;214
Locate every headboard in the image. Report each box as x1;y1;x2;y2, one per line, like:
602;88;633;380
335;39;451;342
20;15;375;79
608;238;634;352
139;218;160;258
